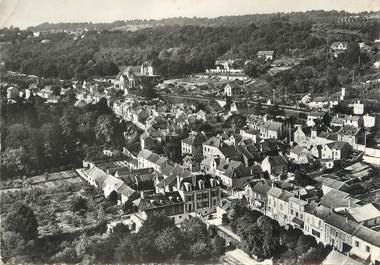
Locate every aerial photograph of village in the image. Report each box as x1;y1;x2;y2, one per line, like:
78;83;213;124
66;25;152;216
0;0;380;264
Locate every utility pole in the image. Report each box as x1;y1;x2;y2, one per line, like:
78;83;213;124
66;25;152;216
273;89;275;105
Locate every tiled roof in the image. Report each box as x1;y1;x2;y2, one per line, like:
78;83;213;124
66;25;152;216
182;132;208;146
261;121;282;131
332;141;350;150
325;212;358;234
338;125;360;136
322;178;349;191
251;181;272;195
347;203;380;223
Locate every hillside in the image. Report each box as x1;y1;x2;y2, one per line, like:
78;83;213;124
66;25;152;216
25;10;380;32
0;10;379;96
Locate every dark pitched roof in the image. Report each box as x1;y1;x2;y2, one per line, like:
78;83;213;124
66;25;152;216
251;181;272;195
134;191;184;211
266;155;288;168
182;132;208;146
338;125;360;136
220;145;242;161
325;213;358;235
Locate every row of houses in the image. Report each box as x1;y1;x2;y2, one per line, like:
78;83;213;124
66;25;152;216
244;180;380;264
78;155;222;231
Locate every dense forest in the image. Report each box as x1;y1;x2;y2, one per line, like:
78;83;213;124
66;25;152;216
1;11;379;82
0;95;127;180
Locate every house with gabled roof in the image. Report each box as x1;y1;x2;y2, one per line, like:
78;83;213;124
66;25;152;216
181;131;208;157
321;141;352;161
220;164;264;190
322;178;350;195
261;155;288;178
133;191;187;224
338;125;361;147
266;186;294;225
258;50;275;61
294;126;311;146
203;135;225;158
244;180;271;212
330;41;348;57
307;112;325;127
260;120;283;139
223;82;241;98
347;203;380;227
176;174;221;216
182;155;202;172
304;202;330;243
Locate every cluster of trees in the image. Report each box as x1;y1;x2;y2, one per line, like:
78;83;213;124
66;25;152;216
225;202;331;263
35;215;224;264
266;42;374;95
1;96;127;179
115;216;225;263
1;204;40;263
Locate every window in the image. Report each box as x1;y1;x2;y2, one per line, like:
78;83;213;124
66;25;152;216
202;201;209;208
211;190;219;197
300;214;303;220
366;246;371;253
196;193;203;200
296;212;299;218
355;241;360;248
312;229;321;238
197;202;202;209
268;199;272;205
203;192;209;199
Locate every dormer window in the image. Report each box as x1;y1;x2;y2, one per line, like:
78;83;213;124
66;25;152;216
198;180;205;190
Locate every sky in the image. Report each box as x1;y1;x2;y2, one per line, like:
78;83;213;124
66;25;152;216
0;0;379;29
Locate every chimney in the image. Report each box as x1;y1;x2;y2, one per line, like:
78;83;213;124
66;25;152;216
348;198;351;209
140;191;145;199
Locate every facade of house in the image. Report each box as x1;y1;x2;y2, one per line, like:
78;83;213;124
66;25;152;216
181;131;208;157
338;126;361;147
141;61;155;76
307;112;324;127
244;181;271;213
177;175;221;216
363;114;376;128
321;141;352;161
257;50;275;61
219;165;264;190
266;187;294;225
261;155;288;178
223;83;241;98
294;127;310;146
260;121;283;139
330;41;349;57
